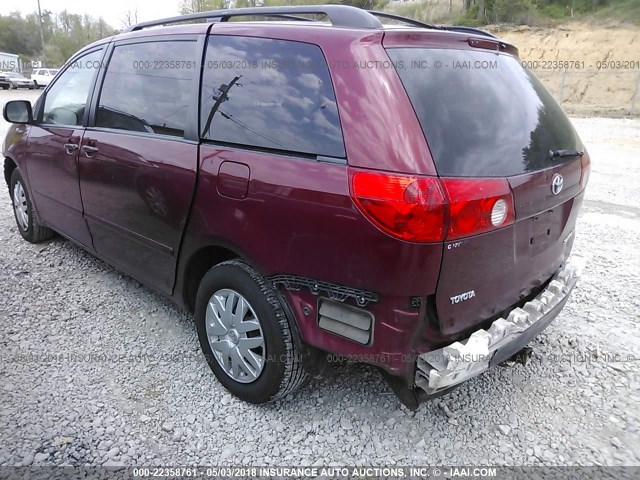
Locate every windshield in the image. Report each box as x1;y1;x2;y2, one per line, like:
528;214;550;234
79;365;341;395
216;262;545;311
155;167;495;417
386;48;581;177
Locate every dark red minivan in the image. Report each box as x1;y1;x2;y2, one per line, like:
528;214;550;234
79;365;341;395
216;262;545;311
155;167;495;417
2;5;588;409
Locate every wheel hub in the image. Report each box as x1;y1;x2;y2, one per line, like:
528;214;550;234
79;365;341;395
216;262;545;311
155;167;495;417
227;329;239;344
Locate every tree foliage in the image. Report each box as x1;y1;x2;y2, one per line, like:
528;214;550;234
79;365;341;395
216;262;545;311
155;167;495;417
179;0;389;11
179;0;232;14
458;0;617;25
0;11;116;68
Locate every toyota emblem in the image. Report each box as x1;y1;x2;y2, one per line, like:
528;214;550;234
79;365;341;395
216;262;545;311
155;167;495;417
551;173;564;195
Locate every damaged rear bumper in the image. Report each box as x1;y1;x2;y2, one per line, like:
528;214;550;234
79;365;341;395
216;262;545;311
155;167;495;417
415;255;584;396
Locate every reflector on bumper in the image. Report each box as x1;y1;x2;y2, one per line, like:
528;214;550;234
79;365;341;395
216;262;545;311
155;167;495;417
415;255;584;395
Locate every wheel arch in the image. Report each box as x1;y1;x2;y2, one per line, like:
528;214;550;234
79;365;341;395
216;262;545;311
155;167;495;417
179;239;325;378
181;243;243;313
4;156;45;226
4;156;17;190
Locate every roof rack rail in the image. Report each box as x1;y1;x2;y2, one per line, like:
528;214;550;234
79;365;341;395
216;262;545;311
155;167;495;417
124;5;383;32
366;10;437;29
124;5;498;38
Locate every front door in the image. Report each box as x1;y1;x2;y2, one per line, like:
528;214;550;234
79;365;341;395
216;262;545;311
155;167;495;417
79;38;199;294
26;48;104;248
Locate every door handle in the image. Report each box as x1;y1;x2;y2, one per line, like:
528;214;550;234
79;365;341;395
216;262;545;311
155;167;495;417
81;145;99;157
64;143;79;154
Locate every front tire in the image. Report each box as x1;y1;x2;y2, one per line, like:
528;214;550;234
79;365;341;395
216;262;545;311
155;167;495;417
10;169;54;243
195;260;308;404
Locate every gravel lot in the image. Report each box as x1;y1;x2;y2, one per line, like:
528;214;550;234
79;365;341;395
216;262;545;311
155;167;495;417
0;89;639;468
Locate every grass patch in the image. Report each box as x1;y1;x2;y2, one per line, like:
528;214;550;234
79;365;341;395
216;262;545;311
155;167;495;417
591;0;640;24
383;0;640;26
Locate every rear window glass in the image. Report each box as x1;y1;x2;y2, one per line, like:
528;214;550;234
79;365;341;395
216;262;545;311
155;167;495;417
387;48;581;177
201;35;345;158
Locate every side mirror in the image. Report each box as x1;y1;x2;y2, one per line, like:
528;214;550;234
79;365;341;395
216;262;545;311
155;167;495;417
3;100;33;124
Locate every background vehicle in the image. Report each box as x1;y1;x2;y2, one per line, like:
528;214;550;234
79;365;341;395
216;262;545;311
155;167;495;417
0;72;10;90
2;5;588;409
2;72;35;89
30;68;59;88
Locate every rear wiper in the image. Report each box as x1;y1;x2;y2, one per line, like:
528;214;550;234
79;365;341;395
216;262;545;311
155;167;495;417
549;149;584;159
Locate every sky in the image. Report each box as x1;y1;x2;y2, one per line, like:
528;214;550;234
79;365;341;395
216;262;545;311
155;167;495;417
0;0;182;30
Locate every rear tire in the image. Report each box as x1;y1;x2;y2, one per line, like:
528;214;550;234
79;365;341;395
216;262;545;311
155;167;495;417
10;169;54;243
195;260;308;404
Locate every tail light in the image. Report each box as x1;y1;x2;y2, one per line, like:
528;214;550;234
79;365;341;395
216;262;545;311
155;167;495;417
441;178;515;240
580;150;591;190
350;170;515;243
350;171;447;242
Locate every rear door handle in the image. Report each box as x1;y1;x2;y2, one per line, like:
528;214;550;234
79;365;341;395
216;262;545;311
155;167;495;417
64;143;79;154
81;145;99;157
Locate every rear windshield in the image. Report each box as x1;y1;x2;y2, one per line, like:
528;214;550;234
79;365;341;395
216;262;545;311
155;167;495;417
387;48;581;177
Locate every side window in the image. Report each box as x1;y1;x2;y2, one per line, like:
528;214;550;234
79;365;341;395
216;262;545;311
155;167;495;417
201;36;345;158
42;49;102;126
96;41;197;138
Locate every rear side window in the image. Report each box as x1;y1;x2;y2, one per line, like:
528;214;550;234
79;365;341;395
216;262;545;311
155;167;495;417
201;36;345;158
387;48;581;177
96;41;197;138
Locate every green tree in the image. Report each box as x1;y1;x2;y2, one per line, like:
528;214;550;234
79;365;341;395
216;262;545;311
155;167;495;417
0;11;116;68
179;0;232;14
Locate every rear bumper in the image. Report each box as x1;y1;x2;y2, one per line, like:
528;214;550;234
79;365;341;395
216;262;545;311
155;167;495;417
415;255;584;395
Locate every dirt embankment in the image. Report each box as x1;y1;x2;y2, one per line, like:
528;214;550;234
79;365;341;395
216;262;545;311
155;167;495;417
489;22;640;116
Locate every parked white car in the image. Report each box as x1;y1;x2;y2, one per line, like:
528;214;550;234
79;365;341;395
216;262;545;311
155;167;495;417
30;68;59;88
2;72;35;89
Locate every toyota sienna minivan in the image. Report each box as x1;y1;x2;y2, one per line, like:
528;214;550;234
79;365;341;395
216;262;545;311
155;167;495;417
3;5;588;409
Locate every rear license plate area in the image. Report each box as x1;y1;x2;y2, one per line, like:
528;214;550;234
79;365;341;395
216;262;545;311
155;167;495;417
526;209;562;254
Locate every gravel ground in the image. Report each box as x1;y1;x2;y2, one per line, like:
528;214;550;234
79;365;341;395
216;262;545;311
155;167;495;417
0;89;639;468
